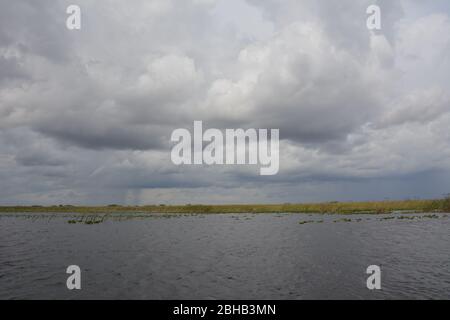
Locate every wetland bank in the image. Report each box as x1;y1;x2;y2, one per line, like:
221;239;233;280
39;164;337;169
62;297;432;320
1;197;450;215
1;198;450;299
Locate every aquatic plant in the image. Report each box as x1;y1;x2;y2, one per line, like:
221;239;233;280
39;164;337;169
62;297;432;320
396;216;416;220
298;220;315;225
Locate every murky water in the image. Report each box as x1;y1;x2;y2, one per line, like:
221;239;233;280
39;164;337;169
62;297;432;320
0;212;449;299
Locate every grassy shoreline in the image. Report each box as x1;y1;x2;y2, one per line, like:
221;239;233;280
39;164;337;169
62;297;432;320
1;198;449;215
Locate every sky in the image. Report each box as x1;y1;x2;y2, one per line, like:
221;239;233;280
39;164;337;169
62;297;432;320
0;0;450;205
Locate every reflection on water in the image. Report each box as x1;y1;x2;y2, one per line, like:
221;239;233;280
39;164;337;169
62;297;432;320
0;212;449;299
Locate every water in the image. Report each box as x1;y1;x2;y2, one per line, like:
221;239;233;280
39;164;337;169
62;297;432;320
0;212;449;299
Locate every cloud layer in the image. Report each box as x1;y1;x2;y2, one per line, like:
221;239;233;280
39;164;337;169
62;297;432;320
1;0;450;204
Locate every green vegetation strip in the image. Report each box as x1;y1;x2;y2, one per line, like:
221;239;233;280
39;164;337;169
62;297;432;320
1;198;450;215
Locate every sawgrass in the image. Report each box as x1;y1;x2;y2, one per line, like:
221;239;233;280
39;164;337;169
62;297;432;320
1;197;449;215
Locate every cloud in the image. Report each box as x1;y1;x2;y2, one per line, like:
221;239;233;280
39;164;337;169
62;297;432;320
1;0;450;204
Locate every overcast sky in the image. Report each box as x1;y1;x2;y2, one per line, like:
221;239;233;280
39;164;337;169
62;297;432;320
1;0;450;205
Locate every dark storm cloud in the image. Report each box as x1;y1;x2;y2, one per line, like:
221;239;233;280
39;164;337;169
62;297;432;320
0;56;28;85
15;150;66;167
0;0;73;63
34;117;169;151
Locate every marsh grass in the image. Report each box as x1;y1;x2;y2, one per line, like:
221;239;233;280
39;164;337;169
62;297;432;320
1;198;450;215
